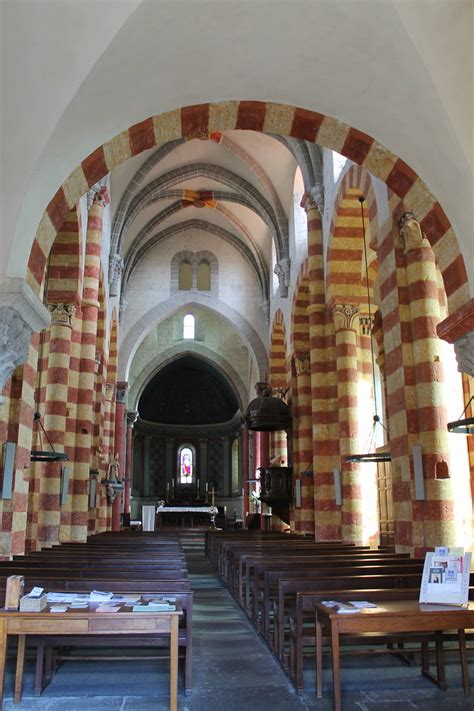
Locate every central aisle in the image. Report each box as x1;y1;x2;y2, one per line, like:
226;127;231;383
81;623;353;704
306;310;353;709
182;536;307;711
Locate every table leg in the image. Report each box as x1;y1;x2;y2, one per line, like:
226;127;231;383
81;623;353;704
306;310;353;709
14;635;26;704
0;620;7;708
169;616;179;711
330;619;341;711
316;619;323;699
435;631;447;691
458;629;470;694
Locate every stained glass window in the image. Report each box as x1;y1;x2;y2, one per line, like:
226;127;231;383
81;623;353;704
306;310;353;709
179;446;193;484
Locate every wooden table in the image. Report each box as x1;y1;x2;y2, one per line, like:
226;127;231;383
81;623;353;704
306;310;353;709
314;600;474;711
0;603;182;710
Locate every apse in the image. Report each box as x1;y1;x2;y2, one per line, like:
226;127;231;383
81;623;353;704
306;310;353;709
138;356;239;425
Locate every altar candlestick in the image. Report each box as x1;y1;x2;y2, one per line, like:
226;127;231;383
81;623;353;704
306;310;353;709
211;487;215;507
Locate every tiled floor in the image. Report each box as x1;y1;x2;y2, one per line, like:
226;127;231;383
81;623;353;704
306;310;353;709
2;539;473;710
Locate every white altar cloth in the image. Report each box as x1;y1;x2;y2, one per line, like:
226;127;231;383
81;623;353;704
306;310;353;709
142;505;156;531
157;506;217;514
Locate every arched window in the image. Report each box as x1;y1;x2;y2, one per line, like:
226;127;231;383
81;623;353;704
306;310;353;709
197;259;211;291
178;260;193;290
183;313;195;339
178;445;194;484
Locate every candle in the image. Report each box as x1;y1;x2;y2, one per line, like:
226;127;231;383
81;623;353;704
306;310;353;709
205;482;208;492
197;478;200;489
211;487;215;507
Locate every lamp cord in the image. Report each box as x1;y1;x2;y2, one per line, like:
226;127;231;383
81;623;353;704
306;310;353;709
359;196;389;436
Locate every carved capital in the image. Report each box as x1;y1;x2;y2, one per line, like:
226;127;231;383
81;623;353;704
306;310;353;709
88;184;109;210
309;183;325;215
358;314;374;337
48;302;75;328
126;410;139;427
332;304;359;331
116;381;129;404
294;352;311;375
105;382;115;401
399;212;431;252
108;253;124;297
274;258;291;298
453;332;474;377
0;280;50;398
119;295;127;319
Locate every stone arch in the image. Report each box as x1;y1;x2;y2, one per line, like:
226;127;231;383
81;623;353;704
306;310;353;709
129;342;247;412
326;166;379;309
269;309;288;388
119;291;268;384
290;261;310;357
45;206;82;306
116;163;284;259
111;132;287;256
123;218;267;299
29;101;469;323
122;191;266;286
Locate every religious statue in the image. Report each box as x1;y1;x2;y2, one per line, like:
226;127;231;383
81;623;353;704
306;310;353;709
107;453;121;483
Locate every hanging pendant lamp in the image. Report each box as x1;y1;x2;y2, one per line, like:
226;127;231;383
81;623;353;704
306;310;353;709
30;412;69;462
344;196;391;464
447;396;474;435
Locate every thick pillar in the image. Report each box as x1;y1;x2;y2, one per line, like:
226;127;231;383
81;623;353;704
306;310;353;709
38;303;74;546
165;438;174;498
199;439;208;498
112;382;127;531
400;213;456;551
255;431;270;470
294;352;313;534
242;429;249;520
70;189;108;541
333;304;363;544
304;194;340;540
221;436;230;497
124;411;138;517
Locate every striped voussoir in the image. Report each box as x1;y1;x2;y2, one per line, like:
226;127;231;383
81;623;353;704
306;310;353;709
25;101;468;336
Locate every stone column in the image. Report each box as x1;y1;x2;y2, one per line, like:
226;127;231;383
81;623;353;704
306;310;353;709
124;410;138;519
37;303;75;546
144;436;152;498
333;303;363;544
221;436;230;497
111;381;127;531
400;213;456;550
165;438;174;498
294;352;313;534
304;193;340;540
242;428;249;520
199;438;208;498
70;188;108;541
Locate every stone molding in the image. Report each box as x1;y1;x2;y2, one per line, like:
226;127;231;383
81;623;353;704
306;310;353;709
108;253;124;297
332;304;359;331
274;257;291;298
0;279;50;397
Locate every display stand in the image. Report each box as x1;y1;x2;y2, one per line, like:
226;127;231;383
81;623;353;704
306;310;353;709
419;547;471;605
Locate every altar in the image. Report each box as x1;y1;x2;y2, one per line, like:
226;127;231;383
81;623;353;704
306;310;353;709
156;505;218;528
